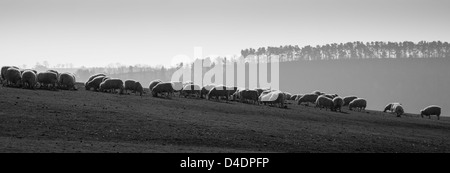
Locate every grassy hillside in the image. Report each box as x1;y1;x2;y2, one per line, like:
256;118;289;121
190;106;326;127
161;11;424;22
0;85;449;153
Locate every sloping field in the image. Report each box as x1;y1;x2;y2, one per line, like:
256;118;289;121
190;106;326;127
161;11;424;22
0;85;449;153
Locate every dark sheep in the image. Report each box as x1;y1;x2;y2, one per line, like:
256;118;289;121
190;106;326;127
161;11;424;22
99;78;124;94
124;80;137;94
5;68;22;87
37;72;58;90
207;85;229;101
21;70;37;89
297;94;319;106
134;82;144;96
180;84;201;98
85;73;106;86
240;89;259;104
58;72;77;90
151;82;174;97
343;96;358;106
85;76;106;91
420;105;441;120
149;79;162;91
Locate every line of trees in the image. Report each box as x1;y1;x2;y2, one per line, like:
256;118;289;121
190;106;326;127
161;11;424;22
241;41;450;62
71;40;449;85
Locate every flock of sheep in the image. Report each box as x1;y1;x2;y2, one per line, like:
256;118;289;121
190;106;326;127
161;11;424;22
0;65;443;120
1;66;76;90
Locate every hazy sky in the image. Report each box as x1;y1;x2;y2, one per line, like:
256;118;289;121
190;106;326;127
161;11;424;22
1;0;449;68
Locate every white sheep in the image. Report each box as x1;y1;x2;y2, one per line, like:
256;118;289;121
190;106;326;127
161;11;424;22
259;90;286;108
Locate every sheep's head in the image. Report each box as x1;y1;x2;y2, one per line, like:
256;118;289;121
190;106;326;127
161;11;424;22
85;83;91;90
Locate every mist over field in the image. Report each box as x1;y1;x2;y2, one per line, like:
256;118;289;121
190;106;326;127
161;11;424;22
279;58;450;116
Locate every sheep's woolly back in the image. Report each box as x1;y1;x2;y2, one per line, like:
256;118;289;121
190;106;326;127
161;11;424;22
316;95;334;108
149;79;162;91
421;105;441;115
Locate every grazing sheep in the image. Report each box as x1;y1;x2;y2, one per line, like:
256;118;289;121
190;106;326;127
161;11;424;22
58;72;77;90
102;77;110;82
134;82;144;96
290;94;297;101
124;80;137;94
420;105;441;120
1;66;19;82
207;85;229;101
297;94;319;106
343;96;358;106
383;102;401;113
86;73;106;84
37;72;58;90
284;92;292;100
239;89;259;104
180;84;201;98
333;97;344;112
85;76;106;91
291;94;303;101
232;88;245;100
348;98;367;111
99;78;124;94
149;79;162;91
21;70;37;89
391;104;404;117
201;84;216;99
383;103;394;112
315;95;335;111
255;88;266;97
151;82;174;97
5;68;22;87
259;90;286;108
226;86;238;99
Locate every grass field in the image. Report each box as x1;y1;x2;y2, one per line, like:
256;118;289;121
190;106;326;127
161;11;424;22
1;84;449;153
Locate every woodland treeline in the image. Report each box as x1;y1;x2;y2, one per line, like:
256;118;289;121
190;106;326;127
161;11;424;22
241;41;450;61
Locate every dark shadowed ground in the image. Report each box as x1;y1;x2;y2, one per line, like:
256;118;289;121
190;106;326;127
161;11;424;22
0;84;449;153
